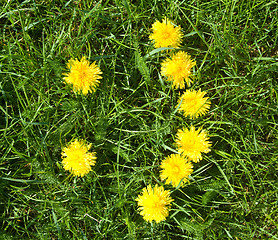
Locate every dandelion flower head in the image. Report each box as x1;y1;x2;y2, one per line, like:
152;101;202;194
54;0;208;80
149;18;183;48
177;89;211;119
161;51;196;89
160;154;193;187
175;126;211;163
63;56;102;95
61;139;96;177
136;184;173;223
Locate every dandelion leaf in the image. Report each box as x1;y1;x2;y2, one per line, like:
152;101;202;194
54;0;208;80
134;41;151;84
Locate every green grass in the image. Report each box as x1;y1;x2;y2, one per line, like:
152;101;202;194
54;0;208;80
0;0;277;239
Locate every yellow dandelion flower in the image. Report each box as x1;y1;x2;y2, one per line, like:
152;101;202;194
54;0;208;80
61;139;96;177
136;184;173;223
149;18;183;48
175;126;211;163
177;89;211;119
160;154;193;187
63;56;102;95
161;51;196;89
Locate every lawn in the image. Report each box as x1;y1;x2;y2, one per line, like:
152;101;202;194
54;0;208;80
0;0;277;239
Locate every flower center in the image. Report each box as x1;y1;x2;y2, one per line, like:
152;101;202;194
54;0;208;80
70;150;84;164
172;166;180;174
79;71;87;81
188;98;197;109
163;32;170;39
172;64;184;76
151;195;163;210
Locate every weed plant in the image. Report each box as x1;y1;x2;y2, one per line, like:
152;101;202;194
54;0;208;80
0;0;277;239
